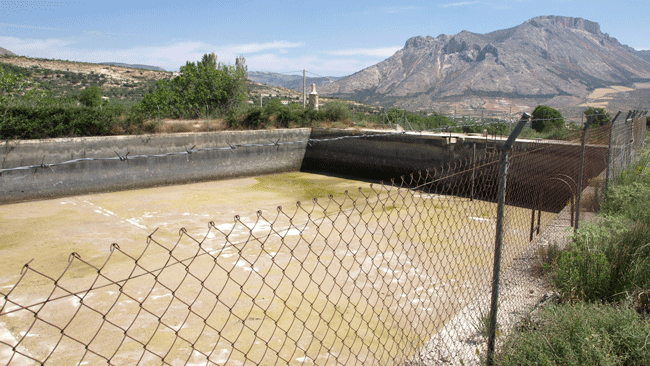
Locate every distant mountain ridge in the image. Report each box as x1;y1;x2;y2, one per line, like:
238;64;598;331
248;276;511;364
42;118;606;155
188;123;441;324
636;50;650;63
100;62;166;72
320;16;650;109
248;71;343;91
0;47;17;56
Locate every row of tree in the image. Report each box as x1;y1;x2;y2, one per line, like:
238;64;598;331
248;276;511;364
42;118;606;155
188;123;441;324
531;105;610;132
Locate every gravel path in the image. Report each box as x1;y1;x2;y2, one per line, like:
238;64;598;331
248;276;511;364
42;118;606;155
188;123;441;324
408;202;594;365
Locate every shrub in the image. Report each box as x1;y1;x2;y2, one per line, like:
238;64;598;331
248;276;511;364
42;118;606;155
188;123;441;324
496;302;650;365
584;106;610;127
227;105;266;129
321;100;351;122
553;148;650;302
554;216;650;302
78;85;103;107
531;105;564;132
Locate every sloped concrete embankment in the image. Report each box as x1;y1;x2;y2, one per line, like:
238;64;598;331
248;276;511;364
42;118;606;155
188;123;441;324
0;129;311;204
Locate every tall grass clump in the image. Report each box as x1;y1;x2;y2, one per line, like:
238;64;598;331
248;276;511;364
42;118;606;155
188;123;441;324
553;218;650;302
551;146;650;302
497;136;650;365
496;302;650;366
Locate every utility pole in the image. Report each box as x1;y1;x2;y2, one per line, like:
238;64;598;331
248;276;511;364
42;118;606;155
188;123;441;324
303;69;306;109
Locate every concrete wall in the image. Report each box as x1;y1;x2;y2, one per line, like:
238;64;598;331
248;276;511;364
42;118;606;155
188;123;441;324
1;127;609;212
1;129;311;204
300;129;609;213
300;129;494;183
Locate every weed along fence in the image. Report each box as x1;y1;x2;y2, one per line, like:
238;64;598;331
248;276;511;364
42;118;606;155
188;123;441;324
0;111;647;365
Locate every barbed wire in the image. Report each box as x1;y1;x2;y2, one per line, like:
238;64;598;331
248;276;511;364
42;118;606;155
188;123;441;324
0;119;516;174
0;131;402;173
2;111;645;174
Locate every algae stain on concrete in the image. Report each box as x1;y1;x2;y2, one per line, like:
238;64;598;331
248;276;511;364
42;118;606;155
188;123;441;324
252;172;372;203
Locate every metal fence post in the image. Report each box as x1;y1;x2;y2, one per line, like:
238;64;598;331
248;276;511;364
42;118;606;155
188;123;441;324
604;112;622;193
471;142;476;201
574;113;598;231
486;113;530;366
627;111;637;166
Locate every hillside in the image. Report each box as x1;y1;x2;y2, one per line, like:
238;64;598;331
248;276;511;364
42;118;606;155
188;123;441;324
0;56;173;103
100;62;167;72
0;54;377;114
248;71;343;91
637;49;650;63
0;47;16;56
320;16;650;116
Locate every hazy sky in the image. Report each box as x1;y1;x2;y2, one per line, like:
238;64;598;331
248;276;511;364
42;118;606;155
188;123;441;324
1;0;648;77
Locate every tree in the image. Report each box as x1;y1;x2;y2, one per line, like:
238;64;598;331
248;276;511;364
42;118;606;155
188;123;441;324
583;107;610;127
139;54;248;119
78;86;103;107
531;105;564;132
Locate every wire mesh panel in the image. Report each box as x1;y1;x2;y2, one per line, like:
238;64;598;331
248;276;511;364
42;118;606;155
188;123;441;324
608;113;633;184
0;111;646;366
0;152;507;365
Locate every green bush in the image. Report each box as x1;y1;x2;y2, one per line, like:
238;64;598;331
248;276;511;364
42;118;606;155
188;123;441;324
78;85;103;107
321;100;352;122
584;106;610;127
0;99;152;139
531;105;564;132
496;302;650;365
554;229;613;301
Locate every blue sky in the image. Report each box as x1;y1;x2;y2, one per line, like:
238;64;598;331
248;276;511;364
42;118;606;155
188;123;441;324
1;0;648;77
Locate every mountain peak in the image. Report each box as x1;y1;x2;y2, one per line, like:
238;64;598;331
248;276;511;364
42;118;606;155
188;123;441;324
319;16;650;110
528;15;601;35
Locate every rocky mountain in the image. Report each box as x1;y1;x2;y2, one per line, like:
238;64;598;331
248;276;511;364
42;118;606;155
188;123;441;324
248;71;343;91
0;47;17;56
320;16;650;112
100;62;166;71
636;50;650;63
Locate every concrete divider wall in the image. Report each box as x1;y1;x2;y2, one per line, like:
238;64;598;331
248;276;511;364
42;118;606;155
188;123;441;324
1;128;609;208
0;129;311;204
301;129;493;182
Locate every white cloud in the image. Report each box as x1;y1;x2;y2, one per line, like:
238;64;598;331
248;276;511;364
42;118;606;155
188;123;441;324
0;37;74;51
1;36;394;76
228;41;303;54
440;1;479;8
325;47;401;58
381;6;418;13
0;36;304;72
245;53;371;76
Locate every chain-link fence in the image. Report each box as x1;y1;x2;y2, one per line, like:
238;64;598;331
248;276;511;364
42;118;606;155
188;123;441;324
0;110;647;365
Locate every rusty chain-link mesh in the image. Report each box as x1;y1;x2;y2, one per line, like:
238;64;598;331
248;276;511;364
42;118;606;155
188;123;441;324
0;111;647;365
